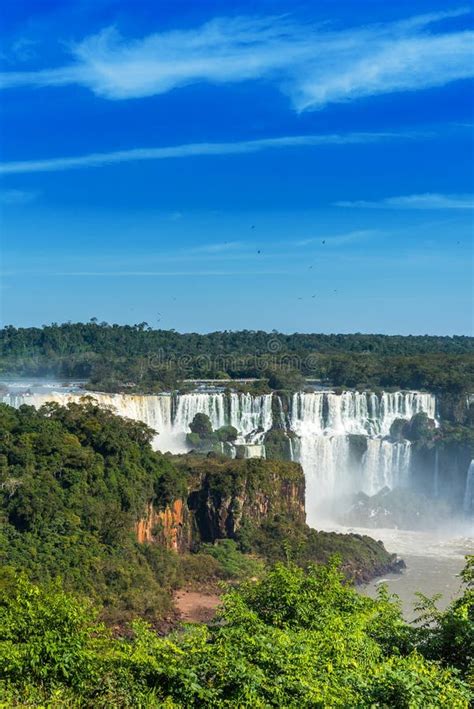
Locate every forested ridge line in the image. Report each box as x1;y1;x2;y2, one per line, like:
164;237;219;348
2;321;473;357
1;322;473;397
0;399;398;621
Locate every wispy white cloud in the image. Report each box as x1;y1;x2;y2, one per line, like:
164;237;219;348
0;9;472;110
0;130;425;174
188;241;244;254
334;193;474;210
13;270;289;277
0;189;39;204
295;230;378;246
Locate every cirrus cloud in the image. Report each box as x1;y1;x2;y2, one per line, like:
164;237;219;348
0;130;420;175
0;9;472;111
334;193;474;210
0;189;39;204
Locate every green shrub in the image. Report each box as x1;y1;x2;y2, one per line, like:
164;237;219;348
189;413;213;436
0;572;103;689
0;560;471;707
200;539;264;580
215;425;238;443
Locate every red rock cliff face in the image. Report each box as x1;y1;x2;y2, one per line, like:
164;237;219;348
136;498;191;552
135;458;306;552
193;477;305;542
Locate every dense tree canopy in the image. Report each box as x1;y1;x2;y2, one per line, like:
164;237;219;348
0;401;398;620
0;396;472;706
1;322;473;396
0;559;471;706
0;400;191;619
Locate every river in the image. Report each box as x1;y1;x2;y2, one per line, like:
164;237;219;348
323;523;473;620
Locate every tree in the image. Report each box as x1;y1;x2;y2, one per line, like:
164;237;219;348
266;367;305;391
1;561;470;707
189;413;213;437
216;425;238;443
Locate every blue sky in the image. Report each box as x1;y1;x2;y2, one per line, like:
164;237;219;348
1;0;473;334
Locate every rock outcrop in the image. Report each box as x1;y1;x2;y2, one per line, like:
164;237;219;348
134;453;402;583
136;499;191;552
136;455;305;551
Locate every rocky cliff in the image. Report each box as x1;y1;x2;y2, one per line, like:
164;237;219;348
136;498;191;552
135;453;401;583
136;455;305;552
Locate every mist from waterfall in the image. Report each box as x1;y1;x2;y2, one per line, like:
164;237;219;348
2;390;274;453
3;381;470;616
464;461;474;517
287;391;434;523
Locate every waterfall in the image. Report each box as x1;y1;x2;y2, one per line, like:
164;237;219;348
241;444;266;459
1;388;436;517
290;391;435;437
287;391;433;516
299;434;352;511
464;461;474;518
0;390;274;453
361;439;412;495
433;449;439;498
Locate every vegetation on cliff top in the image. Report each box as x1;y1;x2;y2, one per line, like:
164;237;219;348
0;400;396;624
0;399;186;621
0;391;471;705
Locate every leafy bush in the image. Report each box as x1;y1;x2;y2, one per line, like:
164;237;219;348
189;413;213;436
414;555;474;677
215;425;238;443
199;539;264;580
0;570;103;690
178;552;223;584
0;560;471;707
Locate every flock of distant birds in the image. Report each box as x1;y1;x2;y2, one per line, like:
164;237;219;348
135;228;347;322
253;229;336;301
256;231;337;300
128;227;463;324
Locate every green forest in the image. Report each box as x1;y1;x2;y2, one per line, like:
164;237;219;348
2;558;473;707
0;400;472;706
1;322;474;396
0;400;399;620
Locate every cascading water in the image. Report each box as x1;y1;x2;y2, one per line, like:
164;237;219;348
290;391;435;437
1;391;273;453
433;449;440;498
463;461;474;518
1;388;436;520
288;391;434;521
361;439;412;495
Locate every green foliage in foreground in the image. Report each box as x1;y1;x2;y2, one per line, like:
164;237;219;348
0;559;472;708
